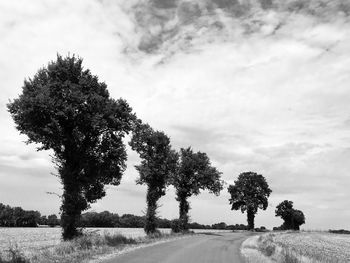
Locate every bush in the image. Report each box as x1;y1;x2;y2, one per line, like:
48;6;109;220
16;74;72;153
104;234;137;246
171;219;182;233
146;230;164;239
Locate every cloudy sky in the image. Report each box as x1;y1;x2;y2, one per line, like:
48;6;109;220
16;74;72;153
1;0;350;229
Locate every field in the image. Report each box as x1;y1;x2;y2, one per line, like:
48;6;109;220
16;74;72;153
0;227;230;257
0;227;168;257
241;231;350;263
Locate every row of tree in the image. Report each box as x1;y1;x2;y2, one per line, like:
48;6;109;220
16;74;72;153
7;55;305;239
130;123;223;234
1;198;303;231
7;55;224;240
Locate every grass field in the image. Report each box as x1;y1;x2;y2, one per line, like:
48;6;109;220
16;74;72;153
241;231;350;263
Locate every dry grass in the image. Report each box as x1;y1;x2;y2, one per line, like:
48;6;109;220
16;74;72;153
242;231;350;263
274;231;350;262
0;246;28;263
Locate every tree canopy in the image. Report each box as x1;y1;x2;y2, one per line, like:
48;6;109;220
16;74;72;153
228;172;272;230
130;123;178;234
171;147;223;231
275;200;305;230
0;203;41;227
7;55;136;239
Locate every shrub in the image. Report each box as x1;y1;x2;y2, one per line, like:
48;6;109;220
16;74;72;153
104;234;137;246
146;229;164;239
171;219;182;233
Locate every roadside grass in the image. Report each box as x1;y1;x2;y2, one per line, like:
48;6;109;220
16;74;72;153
0;231;190;263
242;231;350;263
0;246;29;263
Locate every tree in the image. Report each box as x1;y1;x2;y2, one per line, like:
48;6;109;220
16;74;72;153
171;147;223;232
275;200;305;230
228;172;272;230
7;55;135;240
129;123;178;234
275;200;294;229
47;214;60;227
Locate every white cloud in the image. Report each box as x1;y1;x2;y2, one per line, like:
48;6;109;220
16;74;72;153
0;0;350;229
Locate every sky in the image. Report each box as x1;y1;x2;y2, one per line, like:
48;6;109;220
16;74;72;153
1;0;350;230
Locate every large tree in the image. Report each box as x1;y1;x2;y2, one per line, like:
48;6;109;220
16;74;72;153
171;147;223;232
129;123;178;234
228;172;272;230
7;55;135;240
275;200;305;230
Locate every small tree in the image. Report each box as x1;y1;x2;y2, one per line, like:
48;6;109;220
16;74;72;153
275;200;294;229
7;55;135;240
275;200;305;230
228;172;272;230
47;214;60;227
129;123;178;234
171;147;223;231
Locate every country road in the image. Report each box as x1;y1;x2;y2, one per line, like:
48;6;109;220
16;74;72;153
102;232;254;263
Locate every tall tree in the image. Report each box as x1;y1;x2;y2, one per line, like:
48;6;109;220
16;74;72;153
171;147;223;232
228;172;272;230
129;123;178;234
7;55;136;240
275;200;305;230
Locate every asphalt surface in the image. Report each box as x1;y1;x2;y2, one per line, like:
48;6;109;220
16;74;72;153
102;232;252;263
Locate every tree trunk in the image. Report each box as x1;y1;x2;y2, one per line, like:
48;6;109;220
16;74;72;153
144;186;158;234
60;161;86;240
247;208;255;230
178;196;190;231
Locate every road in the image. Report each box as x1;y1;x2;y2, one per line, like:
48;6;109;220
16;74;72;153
102;232;253;263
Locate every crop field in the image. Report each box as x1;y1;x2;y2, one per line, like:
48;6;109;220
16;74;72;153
273;231;350;262
0;227;169;256
241;231;350;263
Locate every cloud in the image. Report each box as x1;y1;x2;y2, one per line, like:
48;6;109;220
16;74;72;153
114;0;350;62
1;0;350;229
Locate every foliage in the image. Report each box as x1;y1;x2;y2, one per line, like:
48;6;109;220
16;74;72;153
170;219;182;233
47;215;60;227
0;203;41;227
211;222;227;230
171;147;223;231
7;55;135;240
275;200;305;230
79;211;232;229
103;233;137;246
228;172;272;230
80;211;118;228
129;123;178;234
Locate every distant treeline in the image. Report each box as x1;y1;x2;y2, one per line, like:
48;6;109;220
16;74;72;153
0;203;250;230
329;229;350;235
0;203;59;227
78;211;250;230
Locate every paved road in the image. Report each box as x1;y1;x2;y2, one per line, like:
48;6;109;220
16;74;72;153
103;232;252;263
